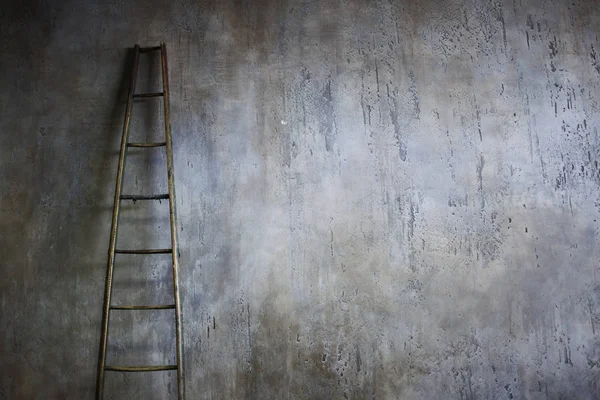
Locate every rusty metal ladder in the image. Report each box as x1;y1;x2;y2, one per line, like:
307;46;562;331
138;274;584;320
96;43;184;400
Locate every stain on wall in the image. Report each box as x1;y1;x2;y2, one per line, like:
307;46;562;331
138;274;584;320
1;0;599;399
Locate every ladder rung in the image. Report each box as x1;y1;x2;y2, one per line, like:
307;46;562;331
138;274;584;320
115;249;172;254
139;46;161;53
105;365;177;372
110;304;175;310
120;194;169;201
133;92;163;98
127;142;166;148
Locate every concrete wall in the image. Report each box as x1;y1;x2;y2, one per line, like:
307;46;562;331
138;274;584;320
1;0;599;398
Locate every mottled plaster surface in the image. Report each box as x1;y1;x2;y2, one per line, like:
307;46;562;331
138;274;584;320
1;0;600;398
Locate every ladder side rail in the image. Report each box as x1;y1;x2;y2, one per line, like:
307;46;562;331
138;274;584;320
96;44;141;400
160;42;185;400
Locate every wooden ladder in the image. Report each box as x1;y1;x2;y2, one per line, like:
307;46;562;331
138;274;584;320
96;43;184;400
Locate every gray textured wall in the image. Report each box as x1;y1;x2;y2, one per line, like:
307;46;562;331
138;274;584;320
1;0;599;399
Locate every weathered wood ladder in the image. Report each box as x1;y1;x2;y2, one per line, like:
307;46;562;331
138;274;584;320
96;43;184;400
